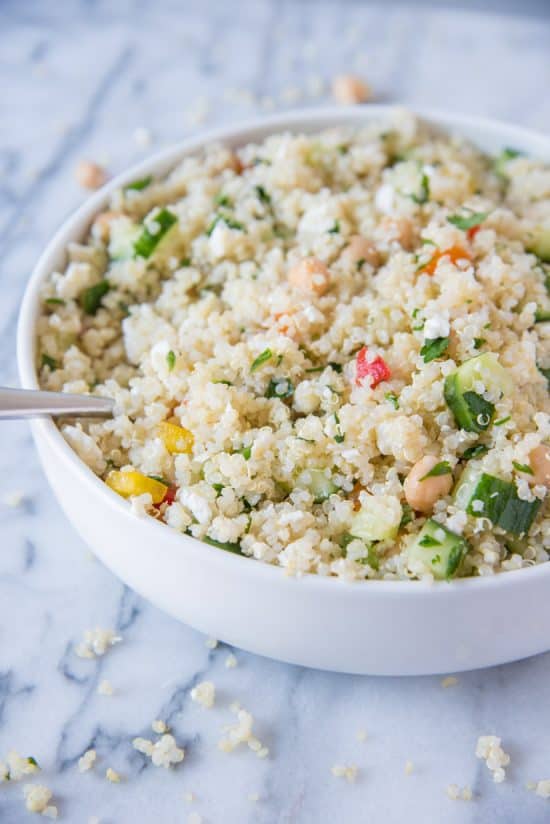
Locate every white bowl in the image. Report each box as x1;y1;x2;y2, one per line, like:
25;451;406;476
17;106;550;676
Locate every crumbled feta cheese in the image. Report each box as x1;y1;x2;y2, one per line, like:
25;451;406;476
475;735;510;782
331;764;358;783
424;314;450;340
78;749;96;773
191;681;216;709
75;628;122;659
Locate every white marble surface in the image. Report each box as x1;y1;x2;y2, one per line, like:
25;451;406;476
2;1;550;821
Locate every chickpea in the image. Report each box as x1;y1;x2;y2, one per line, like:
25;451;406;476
404;455;453;514
287;257;330;296
379;216;416;251
340;235;380;270
75;160;108;190
332;74;371;105
529;445;550;487
91;210;120;243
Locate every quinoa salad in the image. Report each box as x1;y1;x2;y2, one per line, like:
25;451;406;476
37;111;550;581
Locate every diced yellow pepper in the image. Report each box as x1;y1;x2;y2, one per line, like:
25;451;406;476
105;470;167;504
158;421;194;454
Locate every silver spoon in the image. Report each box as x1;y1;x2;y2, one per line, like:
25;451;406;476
0;387;114;420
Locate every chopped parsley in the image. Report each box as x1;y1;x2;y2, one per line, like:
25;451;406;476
334;412;344;443
255;185;271;204
328;220;340;234
447;211;488;231
513;461;533;475
239;446;252;460
420;461;452;481
411;172;430;205
265;378;294;399
125;175;153;192
494;415;511;426
462;444;489;460
214;192;233;208
166;350;176;371
206;213;245;236
44;297;65;306
385;392;399;409
41;354;58;371
473;338;486;350
79;280;110;315
179;257;192;267
399;503;414;529
420;336;449;363
419;534;441;548
250;348;273;372
202;536;242;554
213;379;233;386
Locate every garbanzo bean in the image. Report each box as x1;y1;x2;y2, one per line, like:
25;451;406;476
75;160;108;190
529;444;550;487
341;235;380;270
287;257;330;296
404;455;453;514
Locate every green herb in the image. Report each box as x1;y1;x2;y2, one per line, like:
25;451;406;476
411;172;430;204
239;446;252;460
305;366;324;373
203;536;242;554
399;503;414;529
148;474;169;485
41;354;58;371
385;392;399;409
447;211;488;231
420;336;449;363
250;348;273;372
265;378;294;399
494;147;521;178
180;257;192;267
206;213;245;236
462;444;489;460
535;308;550;323
213;379;233;386
79;280;110;315
252;156;271;166
494;415;511;426
214;192;233;208
44;297;65;306
328;220;340;234
125;175;153;192
473;338;486;350
334;412;344;443
537;364;550;390
420;461;452;481
26;757;39;768
134;208;178;258
329;362;343;373
513;461;534;475
337;144;349;155
421;238;436;246
431;554;442;566
419;534;441;548
296;437;315;443
166;350;176;371
255;185;271;204
212;483;224;494
356;257;366;270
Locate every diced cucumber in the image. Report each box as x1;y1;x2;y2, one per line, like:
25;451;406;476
527;226;550;263
457;472;541;537
296;469;337;503
444;353;512;432
108;216;141;260
535;307;550;323
349;495;402;542
134;208;179;259
408;518;468;580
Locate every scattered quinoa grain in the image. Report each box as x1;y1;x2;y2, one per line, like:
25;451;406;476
97;679;114;696
190;681;216;709
225;653;238;669
23;784;56;814
356;729;367;742
78;749;96;773
475;735;510;783
331;764;358;783
405;760;414;775
75;628;122;659
205;637;218;650
105;767;121;783
152;719;168;734
441;676;459;688
535;779;550;799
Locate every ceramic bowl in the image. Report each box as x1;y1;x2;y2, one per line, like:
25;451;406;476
17;106;550;675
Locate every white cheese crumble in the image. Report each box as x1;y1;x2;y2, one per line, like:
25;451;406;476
75;628;122;659
475;735;510;783
190;681;216;709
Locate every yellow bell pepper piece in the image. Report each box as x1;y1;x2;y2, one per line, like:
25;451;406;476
158;421;194;454
105;470;167;504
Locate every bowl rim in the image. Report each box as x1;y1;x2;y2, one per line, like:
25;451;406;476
17;103;550;597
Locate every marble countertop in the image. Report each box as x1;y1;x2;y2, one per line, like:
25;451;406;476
2;1;550;821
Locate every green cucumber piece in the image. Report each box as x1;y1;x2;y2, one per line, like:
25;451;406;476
350;495;402;542
297;469;337;503
444;353;512;432
408;518;468;580
459;472;541;536
535;308;550;323
134;208;178;259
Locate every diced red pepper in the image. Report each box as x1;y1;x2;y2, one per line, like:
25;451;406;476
419;244;471;276
153;484;178;510
466;224;482;242
355;346;391;388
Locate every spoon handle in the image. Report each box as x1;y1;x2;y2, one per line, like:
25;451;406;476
0;387;114;420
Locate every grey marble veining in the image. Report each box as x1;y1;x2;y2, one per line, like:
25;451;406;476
1;1;550;821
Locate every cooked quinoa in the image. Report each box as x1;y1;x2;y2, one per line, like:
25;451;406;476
37;111;550;581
